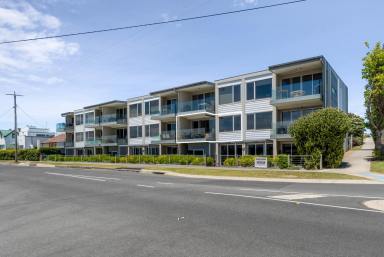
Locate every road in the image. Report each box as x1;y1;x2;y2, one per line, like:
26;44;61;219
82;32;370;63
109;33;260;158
1;164;384;257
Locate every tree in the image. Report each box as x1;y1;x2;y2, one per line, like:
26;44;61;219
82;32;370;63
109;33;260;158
362;42;384;156
348;113;365;146
289;108;351;169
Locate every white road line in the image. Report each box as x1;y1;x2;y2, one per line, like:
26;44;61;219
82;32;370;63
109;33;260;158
270;193;327;200
45;172;121;181
46;172;106;182
204;192;384;215
157;182;174;185
239;188;384;200
71;175;121;181
137;184;155;188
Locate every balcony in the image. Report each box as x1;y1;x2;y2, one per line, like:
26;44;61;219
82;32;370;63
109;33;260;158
64;141;74;147
271;121;293;139
271;85;322;109
85;114;127;128
151;105;177;121
101;135;117;145
117;137;128;145
177;128;215;142
152;130;176;144
178;100;215;118
64;124;74;132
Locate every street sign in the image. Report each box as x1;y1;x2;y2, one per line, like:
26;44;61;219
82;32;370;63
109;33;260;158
255;157;268;168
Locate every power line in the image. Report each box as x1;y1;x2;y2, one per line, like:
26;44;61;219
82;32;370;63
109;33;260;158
17;104;45;128
0;107;13;120
0;0;306;45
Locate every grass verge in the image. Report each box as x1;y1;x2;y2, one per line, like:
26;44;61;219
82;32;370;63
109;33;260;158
371;161;384;174
147;167;366;180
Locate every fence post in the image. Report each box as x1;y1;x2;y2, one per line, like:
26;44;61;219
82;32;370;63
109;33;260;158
288;155;290;167
320;154;323;170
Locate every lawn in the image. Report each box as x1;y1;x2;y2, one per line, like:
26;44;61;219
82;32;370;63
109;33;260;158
146;167;366;180
371;161;384;174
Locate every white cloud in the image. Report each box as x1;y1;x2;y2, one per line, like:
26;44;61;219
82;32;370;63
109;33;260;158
233;0;258;7
0;0;79;90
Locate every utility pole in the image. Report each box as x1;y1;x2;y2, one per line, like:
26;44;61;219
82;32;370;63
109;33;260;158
5;91;23;162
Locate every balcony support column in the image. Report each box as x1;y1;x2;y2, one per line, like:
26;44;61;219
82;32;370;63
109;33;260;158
273;139;278;157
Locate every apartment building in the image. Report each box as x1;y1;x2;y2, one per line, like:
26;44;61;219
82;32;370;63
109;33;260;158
61;56;348;163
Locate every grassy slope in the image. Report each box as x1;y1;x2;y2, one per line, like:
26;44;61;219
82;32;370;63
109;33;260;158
371;161;384;174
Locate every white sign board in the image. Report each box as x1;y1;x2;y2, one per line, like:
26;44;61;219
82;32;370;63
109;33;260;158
255;157;268;168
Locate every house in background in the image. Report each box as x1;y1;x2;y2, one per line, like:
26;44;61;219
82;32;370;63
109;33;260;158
17;126;55;149
40;133;66;154
0;130;14;149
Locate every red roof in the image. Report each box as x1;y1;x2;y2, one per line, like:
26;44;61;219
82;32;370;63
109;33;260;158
43;133;66;143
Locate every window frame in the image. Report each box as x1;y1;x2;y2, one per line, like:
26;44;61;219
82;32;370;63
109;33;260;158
129;103;142;118
129;126;143;139
246;78;272;101
218;84;241;105
246;111;272;130
219;115;241;132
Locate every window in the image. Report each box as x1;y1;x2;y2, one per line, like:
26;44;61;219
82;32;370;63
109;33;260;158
219;115;241;132
129;126;142;138
117;128;127;139
85;112;94;124
85;131;94;140
255;79;272;99
129;103;142;117
247;79;272;100
313;73;322;94
219;84;241;105
266;144;273;156
248;144;264;155
146;146;159;155
278;73;323;99
116;108;127;119
247;114;255;130
145;100;159;115
145;124;159;137
256;112;272;129
75;132;84;142
247;112;272;130
129;147;142;155
75;114;83;125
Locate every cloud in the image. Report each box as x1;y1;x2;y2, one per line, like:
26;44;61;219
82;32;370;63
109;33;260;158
0;0;79;93
233;0;258;7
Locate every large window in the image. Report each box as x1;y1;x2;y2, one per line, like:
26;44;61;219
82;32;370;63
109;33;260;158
117;128;127;139
85;131;94;140
246;78;272;100
247;143;273;156
75;132;84;142
246;111;272;130
145;100;159;115
278;73;322;99
75;114;83;125
281;108;318;123
145;124;159;137
219;84;241;105
129;103;142;117
116;108;127;119
129;126;142;138
219;115;241;132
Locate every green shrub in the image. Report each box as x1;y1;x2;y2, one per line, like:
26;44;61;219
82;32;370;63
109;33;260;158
289;108;351;169
304;149;322;170
238;155;255;167
39;148;61;155
205;157;215;166
276;154;289;169
223;157;237;166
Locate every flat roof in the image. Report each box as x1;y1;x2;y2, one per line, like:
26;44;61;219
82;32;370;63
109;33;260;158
61;112;74;117
269;56;324;70
150;81;214;95
83;100;126;109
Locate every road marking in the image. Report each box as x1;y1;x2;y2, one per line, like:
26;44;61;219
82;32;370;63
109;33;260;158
239;188;384;200
46;172;106;182
270;193;327;200
137;184;155;188
204;192;384;215
364;200;384;211
71;175;121;181
157;182;174;185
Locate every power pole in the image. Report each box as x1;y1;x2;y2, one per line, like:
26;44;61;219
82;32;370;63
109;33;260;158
6;91;23;162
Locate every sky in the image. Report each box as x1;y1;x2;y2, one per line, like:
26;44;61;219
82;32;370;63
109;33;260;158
0;0;383;131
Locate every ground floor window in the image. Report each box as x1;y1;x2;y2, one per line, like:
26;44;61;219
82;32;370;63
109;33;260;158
129;147;143;155
247;143;273;156
187;149;205;156
145;146;159;155
281;143;298;155
220;144;242;164
164;146;178;155
76;149;83;156
84;148;94;156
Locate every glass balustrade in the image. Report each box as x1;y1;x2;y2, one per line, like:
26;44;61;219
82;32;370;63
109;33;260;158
178;128;215;141
178;100;215;114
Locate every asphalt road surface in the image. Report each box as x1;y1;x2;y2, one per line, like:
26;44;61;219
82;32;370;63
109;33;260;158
1;164;384;257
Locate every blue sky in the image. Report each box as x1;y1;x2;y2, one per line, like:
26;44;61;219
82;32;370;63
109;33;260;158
0;0;383;131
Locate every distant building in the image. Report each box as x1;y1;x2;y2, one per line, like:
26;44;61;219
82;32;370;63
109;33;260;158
40;133;66;153
0;130;14;149
17;126;55;149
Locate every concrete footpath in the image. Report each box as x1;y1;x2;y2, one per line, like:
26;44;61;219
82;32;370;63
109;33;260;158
328;137;384;182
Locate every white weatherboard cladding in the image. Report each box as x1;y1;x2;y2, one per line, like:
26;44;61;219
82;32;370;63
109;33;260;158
245;130;271;141
245;99;273;113
218;102;242;114
144;116;159;125
129;138;142;146
129;117;142;126
218;131;242;142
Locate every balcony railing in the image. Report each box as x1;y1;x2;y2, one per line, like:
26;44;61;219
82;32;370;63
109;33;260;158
64;141;74;147
178;128;215;141
85;138;102;146
272;84;321;102
117;138;128;145
102;135;117;144
64;124;74;131
178;100;215;114
271;121;293;138
161;130;176;140
152;104;177;118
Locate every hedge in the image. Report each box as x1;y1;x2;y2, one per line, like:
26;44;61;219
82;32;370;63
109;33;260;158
223;155;289;169
44;154;215;166
0;149;40;161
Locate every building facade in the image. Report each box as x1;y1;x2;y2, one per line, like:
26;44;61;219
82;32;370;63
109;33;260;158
18;126;55;149
61;56;348;163
0;130;14;150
